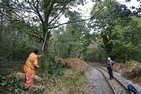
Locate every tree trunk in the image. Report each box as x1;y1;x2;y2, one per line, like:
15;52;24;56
68;45;72;58
0;16;2;41
78;41;91;59
42;31;50;74
78;51;82;58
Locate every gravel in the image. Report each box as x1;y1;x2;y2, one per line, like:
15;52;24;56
85;64;141;94
85;66;113;94
97;65;141;94
114;72;141;94
97;67;129;94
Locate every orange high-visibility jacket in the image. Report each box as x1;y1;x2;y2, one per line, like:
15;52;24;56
24;53;39;75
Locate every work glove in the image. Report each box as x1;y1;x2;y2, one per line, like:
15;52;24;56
37;55;42;58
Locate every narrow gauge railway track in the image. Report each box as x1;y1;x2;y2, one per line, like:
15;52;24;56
90;64;132;94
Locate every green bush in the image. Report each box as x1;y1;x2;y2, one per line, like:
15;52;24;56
0;38;36;60
48;61;68;76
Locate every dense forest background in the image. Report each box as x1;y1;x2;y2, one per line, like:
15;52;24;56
1;0;141;64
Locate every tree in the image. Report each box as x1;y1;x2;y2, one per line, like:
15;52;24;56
89;0;123;59
51;11;91;59
1;0;87;72
89;0;141;62
66;11;91;58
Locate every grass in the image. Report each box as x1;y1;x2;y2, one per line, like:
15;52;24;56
43;68;88;93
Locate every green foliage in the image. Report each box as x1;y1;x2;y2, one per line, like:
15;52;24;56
51;11;91;59
85;44;107;62
89;0;141;62
56;31;81;58
0;33;36;60
1;0;87;67
0;70;25;93
90;0;121;29
0;69;46;94
47;61;68;76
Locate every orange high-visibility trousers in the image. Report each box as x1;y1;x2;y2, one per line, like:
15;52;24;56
25;73;33;89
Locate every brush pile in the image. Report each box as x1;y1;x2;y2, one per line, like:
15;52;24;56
55;58;89;70
7;72;43;81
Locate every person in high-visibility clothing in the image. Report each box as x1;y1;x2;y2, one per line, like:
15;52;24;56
23;49;41;90
107;57;115;80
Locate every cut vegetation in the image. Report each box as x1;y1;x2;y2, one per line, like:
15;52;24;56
0;58;89;93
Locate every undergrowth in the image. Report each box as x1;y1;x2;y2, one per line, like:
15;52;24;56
0;69;25;94
113;60;141;85
50;69;88;93
0;61;88;93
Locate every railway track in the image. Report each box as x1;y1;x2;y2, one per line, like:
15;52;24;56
90;64;132;94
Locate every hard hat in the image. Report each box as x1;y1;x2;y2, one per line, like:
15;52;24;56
108;57;111;60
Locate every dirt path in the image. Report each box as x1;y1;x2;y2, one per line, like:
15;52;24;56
85;65;141;94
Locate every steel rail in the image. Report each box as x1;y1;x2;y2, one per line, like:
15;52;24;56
95;66;116;94
96;65;132;94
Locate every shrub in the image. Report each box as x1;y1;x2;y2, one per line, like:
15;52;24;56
0;69;25;93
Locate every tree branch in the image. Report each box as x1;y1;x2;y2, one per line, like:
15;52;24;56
24;23;44;41
29;0;44;28
112;49;122;60
46;0;56;20
1;11;44;41
49;0;71;24
47;5;104;29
